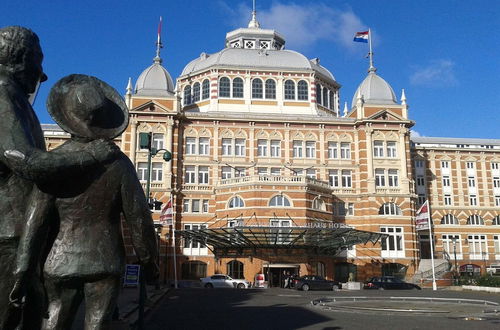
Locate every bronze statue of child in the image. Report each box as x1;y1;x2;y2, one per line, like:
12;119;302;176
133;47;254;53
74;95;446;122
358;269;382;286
12;74;159;329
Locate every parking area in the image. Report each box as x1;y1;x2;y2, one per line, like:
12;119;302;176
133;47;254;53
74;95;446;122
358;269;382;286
145;287;500;329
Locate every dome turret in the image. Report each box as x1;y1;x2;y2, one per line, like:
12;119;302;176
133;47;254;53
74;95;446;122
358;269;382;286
351;70;397;108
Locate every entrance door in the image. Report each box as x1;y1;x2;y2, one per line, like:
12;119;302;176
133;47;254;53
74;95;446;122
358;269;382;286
419;234;432;259
264;265;299;288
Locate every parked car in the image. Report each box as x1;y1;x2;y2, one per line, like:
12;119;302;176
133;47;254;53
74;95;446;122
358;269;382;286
200;274;250;289
364;276;421;290
294;275;342;291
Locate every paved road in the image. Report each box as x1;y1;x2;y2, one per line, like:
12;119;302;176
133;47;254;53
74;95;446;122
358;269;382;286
144;288;500;330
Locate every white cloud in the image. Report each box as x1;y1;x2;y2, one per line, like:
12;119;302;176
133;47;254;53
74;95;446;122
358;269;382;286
410;59;458;87
219;1;368;51
410;130;422;137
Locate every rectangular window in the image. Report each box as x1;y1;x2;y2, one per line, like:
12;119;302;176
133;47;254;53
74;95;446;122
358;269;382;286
137;162;148;181
183;199;189;212
468;176;476;187
340;142;351;159
347;202;354;216
202;200;209;213
152;133;164;150
442;176;450;187
415;160;424;168
388;169;399;187
305;141;316;158
234;167;245;177
221;166;232;179
492;163;499;170
442;234;462;260
467;234;488;260
469;195;477;206
373;141;384;158
493;177;500;188
257;139;268;157
467;162;475;169
328;170;339;187
495;196;500;207
375;169;385;187
186;137;196;155
271;167;281;176
293;140;303;158
341;170;352;188
386;142;397;158
222;138;232;156
380;226;405;257
234;139;245;156
198;166;209;184
441;161;449;168
306;168;316;179
198;137;210;155
257;167;268;175
270;140;280;157
192;200;200;213
327;141;338;159
416;175;425;186
444;194;452;206
185;166;196;184
151;163;163;182
418;194;426;205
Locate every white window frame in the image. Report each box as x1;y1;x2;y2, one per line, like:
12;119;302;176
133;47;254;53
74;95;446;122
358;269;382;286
222;138;232;156
467;235;488;260
305;141;316;158
380;226;405;258
257;139;268;157
198;137;210;155
373;141;384;158
442;234;463;260
151;163;163;182
386;141;397;158
137;162;148;181
292;140;303;158
270;140;281;157
341;170;352;188
186;137;196;155
183;224;208;256
340;142;351;159
327;141;338;159
328;170;339;187
234;139;246;157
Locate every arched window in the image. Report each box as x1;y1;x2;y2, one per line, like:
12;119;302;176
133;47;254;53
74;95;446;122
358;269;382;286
265;79;276;99
192;82;200;102
228;196;244;208
316;84;322;105
183;85;192;105
219;77;230;97
323;87;328;107
467;214;484;225
284;80;295;100
312;197;326;211
227;260;244;279
232;77;244;98
181;261;207;280
297;80;308;100
493;215;500;225
269;195;291;207
441;214;459;225
378;202;401;215
252;78;263;99
202;79;210;99
329;90;335;110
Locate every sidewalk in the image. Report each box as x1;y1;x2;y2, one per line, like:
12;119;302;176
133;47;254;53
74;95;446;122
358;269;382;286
71;284;169;330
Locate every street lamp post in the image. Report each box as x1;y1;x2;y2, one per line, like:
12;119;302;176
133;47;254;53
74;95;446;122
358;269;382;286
451;237;458;285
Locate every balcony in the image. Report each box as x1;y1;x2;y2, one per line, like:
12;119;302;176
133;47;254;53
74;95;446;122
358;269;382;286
217;175;331;190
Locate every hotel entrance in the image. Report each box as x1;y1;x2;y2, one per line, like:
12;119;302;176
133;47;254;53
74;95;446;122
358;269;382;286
263;264;300;288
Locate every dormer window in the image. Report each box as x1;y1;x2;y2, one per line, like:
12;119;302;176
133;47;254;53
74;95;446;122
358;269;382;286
244;40;255;49
260;41;269;49
230;41;241;48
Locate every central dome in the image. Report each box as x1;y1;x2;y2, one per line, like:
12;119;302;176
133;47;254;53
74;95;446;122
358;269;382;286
135;57;175;97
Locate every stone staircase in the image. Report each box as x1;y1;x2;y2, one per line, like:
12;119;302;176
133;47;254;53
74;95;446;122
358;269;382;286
412;258;452;284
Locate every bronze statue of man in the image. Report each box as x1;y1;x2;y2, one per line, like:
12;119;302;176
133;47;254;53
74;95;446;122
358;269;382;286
0;26;118;330
13;74;159;330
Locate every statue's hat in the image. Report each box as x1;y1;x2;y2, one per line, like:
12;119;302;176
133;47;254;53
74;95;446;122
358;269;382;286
47;74;128;139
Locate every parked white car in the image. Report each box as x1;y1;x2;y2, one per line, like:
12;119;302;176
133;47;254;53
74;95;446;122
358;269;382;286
200;274;250;289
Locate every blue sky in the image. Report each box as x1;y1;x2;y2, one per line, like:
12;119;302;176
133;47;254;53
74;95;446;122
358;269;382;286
2;0;499;139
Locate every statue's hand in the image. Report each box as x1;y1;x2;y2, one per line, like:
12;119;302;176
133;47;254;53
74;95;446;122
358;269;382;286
85;139;120;163
143;260;160;285
9;279;27;308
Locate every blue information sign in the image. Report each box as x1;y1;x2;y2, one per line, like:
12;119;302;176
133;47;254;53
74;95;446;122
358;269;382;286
124;264;140;287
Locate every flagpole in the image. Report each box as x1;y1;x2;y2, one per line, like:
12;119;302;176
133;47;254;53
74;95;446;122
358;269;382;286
368;28;375;72
426;200;437;290
171;194;178;289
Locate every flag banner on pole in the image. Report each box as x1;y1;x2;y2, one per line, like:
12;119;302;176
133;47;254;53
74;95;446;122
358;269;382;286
160;196;173;225
157;16;163;46
353;31;369;43
415;201;430;231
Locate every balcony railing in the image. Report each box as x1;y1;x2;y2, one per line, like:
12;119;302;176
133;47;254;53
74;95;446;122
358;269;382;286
217;175;331;190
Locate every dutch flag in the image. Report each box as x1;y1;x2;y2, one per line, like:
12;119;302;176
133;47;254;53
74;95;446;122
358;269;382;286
353;31;369;43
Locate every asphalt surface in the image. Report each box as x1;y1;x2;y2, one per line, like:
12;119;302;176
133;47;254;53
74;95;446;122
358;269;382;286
144;287;500;330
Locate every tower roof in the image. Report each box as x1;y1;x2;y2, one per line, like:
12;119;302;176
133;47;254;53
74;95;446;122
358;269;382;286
351;71;397;108
135;59;175;97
